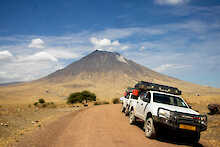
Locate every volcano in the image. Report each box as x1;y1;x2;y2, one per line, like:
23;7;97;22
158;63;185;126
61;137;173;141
45;50;175;83
1;50;219;103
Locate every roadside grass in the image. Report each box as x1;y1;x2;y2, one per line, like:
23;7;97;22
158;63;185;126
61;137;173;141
0;102;80;146
94;101;110;105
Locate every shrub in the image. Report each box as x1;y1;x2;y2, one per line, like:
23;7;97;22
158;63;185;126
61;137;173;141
112;98;120;104
103;101;109;104
47;102;56;108
67;91;96;104
34;102;38;106
94;102;101;105
38;98;45;104
67;92;82;104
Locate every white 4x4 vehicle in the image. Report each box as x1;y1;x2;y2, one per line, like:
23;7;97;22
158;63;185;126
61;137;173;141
129;82;207;143
121;89;138;116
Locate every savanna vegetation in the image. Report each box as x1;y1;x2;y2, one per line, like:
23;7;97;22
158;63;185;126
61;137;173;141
67;90;96;104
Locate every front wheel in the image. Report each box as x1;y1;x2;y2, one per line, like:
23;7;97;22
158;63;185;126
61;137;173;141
144;117;156;138
191;132;200;144
129;110;136;125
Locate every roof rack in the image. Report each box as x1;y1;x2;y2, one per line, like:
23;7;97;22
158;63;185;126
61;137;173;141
126;88;135;93
134;81;182;95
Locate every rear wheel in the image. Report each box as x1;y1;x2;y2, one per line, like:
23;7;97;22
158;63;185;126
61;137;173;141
121;106;125;113
125;106;129;116
144;117;156;138
129;110;136;125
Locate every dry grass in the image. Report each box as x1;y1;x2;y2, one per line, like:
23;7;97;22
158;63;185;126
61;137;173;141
182;95;220;147
0;102;82;146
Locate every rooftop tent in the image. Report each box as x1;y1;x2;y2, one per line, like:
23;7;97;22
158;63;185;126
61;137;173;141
134;81;182;95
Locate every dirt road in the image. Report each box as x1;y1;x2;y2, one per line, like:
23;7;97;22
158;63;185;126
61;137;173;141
14;104;203;147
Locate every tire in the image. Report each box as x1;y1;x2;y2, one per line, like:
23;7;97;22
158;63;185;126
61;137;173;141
125;106;129;116
121;106;125;113
129;110;136;125
144;117;156;138
191;132;200;144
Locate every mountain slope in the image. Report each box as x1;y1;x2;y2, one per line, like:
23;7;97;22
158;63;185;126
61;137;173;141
44;50;176;82
0;50;220;104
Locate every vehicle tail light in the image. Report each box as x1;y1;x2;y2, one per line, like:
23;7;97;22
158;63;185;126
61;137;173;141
193;116;200;120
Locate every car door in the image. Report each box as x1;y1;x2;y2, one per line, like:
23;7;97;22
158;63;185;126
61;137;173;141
140;92;151;119
135;93;144;118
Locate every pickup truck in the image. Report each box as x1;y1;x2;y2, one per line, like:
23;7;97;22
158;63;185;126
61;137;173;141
121;92;129;113
129;82;207;143
121;89;138;116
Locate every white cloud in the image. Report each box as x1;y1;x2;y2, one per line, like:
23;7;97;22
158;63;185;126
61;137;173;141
155;0;189;5
28;38;45;48
21;52;58;62
112;40;120;46
90;37;120;47
154;64;191;72
95;28;165;40
0;50;13;60
121;45;129;50
47;49;80;59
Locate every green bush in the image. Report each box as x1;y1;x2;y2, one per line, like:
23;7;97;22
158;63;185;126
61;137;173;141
103;101;109;104
38;98;45;104
112;98;120;104
34;102;38;106
67;92;82;104
67;91;96;104
94;102;101;105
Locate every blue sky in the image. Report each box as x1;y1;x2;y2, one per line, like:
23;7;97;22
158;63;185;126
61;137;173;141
0;0;220;88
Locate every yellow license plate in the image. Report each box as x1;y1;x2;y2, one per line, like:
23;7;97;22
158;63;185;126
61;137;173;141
179;124;196;131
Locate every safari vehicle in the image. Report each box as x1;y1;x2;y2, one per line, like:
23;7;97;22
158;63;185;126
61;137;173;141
121;88;134;113
129;81;207;143
121;88;138;116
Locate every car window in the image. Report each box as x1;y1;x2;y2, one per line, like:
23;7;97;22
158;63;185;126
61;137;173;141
153;93;188;108
176;97;188;108
146;92;151;100
131;95;138;100
139;93;145;100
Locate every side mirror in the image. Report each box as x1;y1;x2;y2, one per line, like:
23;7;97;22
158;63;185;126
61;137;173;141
143;97;150;103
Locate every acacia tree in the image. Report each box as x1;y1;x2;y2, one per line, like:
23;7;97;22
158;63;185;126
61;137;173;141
67;91;96;104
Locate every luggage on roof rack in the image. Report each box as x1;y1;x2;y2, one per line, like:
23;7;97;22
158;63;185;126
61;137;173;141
134;81;181;95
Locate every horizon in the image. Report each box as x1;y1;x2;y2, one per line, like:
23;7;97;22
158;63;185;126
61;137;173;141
0;0;220;88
